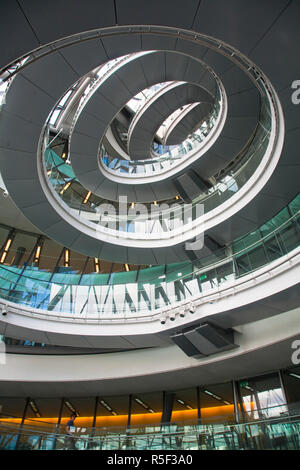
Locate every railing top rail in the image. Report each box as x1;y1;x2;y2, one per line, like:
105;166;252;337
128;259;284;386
0;410;300;441
0;204;298;289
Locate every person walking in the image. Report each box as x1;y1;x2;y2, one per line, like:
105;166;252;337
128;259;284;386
65;413;77;450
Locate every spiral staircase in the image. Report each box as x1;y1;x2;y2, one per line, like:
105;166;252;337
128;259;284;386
0;0;299;449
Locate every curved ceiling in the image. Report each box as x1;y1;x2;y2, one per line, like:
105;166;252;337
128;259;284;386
0;0;299;398
0;1;298;267
0;307;298;397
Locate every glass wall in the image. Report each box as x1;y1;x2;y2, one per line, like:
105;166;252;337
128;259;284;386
199;383;235;425
172;388;198;425
0;193;298;317
281;366;300;414
1;367;300;450
237;373;288;422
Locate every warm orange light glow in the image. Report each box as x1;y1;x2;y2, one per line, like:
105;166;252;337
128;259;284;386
34;245;41;263
130;412;162;427
171;405;235;424
3;238;12;252
64;249;70;267
83;191;92;204
60;181;71;195
0;252;7;264
94;258;100;273
0;238;12;263
124;264;130;272
0;404;244;429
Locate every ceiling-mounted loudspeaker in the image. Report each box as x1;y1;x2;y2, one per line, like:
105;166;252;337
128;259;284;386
171;322;238;358
171;332;204;359
189;303;195;313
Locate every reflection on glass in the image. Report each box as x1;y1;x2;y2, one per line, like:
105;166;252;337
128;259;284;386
0;192;298;317
43;87;272;241
239;374;288;421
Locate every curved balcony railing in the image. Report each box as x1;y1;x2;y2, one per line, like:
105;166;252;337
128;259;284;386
43;78;272;242
0;24;280;100
0;193;299;317
99;102;220;180
98;76;222;179
0;405;300;450
32;23;282;249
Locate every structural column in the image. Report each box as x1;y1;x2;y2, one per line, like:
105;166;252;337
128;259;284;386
15;397;29;450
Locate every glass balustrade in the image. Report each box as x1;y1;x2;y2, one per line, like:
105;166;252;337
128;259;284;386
99;104;220;178
0;194;299;317
43;83;272;239
101;82;221;176
1;405;300;450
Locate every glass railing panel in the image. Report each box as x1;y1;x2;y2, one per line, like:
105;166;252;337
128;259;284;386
203;191;221;214
0;433;18;450
246;244;269;271
43;86;271;240
0;266;21;283
215;261;235;285
80;273;110;286
110;270;137;285
1;409;300;450
260;207;291;237
232;238;246;254
0;194;298;317
263;233;284;262
22;268;52;282
137;266;165;283
51;272;81;285
40;435;56;450
277;223;299;254
165;262;193;283
238;231;261;249
234;253;252;277
0;278;16;291
201;269;218;290
288;193;300;215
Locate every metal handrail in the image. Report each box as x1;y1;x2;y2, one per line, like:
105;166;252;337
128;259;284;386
0;409;300;445
0;205;298;290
